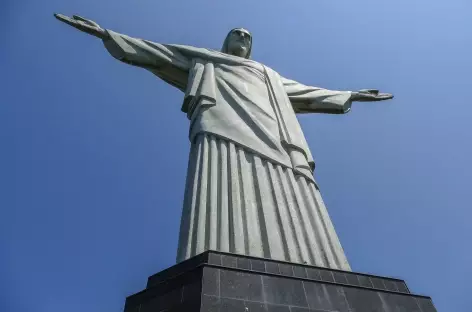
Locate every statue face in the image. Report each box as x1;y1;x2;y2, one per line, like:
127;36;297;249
226;28;252;58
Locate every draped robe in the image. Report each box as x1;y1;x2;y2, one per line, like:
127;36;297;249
103;30;353;270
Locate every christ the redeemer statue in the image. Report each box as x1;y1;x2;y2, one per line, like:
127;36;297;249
55;14;393;271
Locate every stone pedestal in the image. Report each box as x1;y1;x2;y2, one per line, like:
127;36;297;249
123;251;436;312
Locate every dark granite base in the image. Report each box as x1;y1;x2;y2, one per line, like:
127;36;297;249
124;251;437;312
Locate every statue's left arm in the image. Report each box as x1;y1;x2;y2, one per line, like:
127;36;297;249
282;77;393;114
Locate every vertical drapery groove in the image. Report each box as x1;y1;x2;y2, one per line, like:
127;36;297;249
252;155;275;259
276;165;312;265
176;134;351;271
298;177;333;267
228;142;245;254
310;182;351;271
287;169;325;267
195;135;210;256
236;147;250;255
188;135;205;258
267;163;298;263
302;177;338;268
208;136;219;250
218;140;229;252
176;134;198;261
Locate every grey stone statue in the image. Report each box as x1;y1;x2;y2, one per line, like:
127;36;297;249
55;14;393;271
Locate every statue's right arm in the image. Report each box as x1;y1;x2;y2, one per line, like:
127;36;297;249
55;14;191;91
103;30;191;90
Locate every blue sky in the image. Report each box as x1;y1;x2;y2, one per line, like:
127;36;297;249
1;0;471;311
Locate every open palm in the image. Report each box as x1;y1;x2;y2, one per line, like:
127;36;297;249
351;89;394;102
54;13;108;39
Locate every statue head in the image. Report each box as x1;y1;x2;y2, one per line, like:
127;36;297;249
221;28;252;59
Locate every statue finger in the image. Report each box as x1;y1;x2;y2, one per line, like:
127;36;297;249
377;93;394;101
73;15;100;28
54;13;70;21
55;14;93;33
54;13;79;26
359;89;379;95
56;15;93;33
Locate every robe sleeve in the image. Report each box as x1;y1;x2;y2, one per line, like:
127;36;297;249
281;77;352;114
102;30;191;92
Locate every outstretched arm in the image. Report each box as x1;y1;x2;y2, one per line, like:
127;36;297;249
282;77;393;114
54;13;190;91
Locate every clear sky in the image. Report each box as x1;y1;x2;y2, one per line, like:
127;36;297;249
1;0;471;311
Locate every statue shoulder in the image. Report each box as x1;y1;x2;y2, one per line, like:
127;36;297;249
165;44;219;59
165;45;267;69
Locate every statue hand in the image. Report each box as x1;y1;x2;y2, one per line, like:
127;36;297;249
54;13;109;40
350;89;394;102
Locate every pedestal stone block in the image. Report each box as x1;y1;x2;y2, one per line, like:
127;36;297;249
123;251;437;312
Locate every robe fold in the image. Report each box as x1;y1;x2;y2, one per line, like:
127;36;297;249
103;30;352;270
